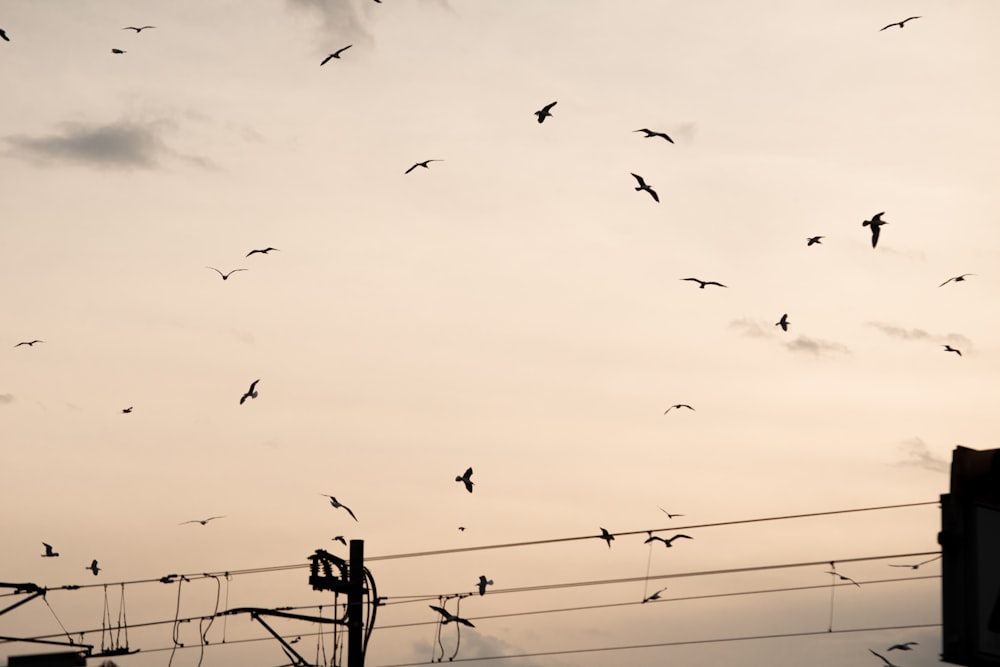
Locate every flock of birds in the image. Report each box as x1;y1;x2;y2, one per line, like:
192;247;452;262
1;7;956;666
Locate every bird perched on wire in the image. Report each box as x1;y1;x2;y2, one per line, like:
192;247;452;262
86;560;101;576
455;467;474;493
534;101;557;123
429;606;475;627
321;495;358;521
633;128;673;143
880;16;920;31
599;528;615;548
181;516;225;525
681;277;726;289
644;534;693;548
405;159;442;174
240;379;260;405
775;313;790;332
630;173;659;202
41;543;59;557
320;45;352;64
477;576;494;596
863;212;887;248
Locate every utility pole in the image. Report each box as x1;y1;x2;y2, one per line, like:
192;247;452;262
348;539;364;667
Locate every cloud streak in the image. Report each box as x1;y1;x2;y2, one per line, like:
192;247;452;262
897;437;949;473
867;322;971;348
729;319;850;356
0;394;14;405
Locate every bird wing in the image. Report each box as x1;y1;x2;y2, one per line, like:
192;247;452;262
938;277;953;287
705;281;727;287
343;505;358;521
248;379;260;393
404;163;419;174
672;534;694;540
630;173;646;187
320;54;334;66
207;266;225;277
428;605;450;619
0;29;9;41
879;22;897;31
542;101;556;113
334;45;352;56
457;617;476;628
647;187;659;202
869;649;892;666
871;225;881;248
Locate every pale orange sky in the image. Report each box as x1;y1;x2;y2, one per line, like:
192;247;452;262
1;1;996;665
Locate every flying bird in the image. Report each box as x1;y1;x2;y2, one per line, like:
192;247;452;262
0;28;9;42
41;543;59;557
644;534;693;547
888;555;941;569
642;587;668;603
869;649;900;667
880;16;921;31
122;407;133;414
456;467;474;493
123;26;155;32
477;576;494;596
246;247;279;257
181;516;225;525
887;643;918;651
15;340;44;347
775;313;790;332
321;495;358;521
663;404;694;414
207;266;247;281
111;49;126;54
534;101;557;123
428;606;475;627
658;508;685;518
825;571;861;587
320;45;352;64
807;236;824;246
681;277;727;289
862;212;887;248
240;379;260;405
942;345;962;356
633;128;673;143
332;536;347;546
86;560;101;576
630;173;659;202
939;273;974;287
599;528;615;548
404;159;442;174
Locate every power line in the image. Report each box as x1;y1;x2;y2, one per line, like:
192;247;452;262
369;623;942;667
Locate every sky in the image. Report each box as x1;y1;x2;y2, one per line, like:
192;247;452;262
1;0;998;665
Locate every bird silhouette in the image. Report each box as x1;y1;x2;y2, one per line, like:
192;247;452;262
240;379;260;404
332;535;347;546
207;267;247;281
869;649;900;667
122;407;133;414
405;159;442;174
534;101;557;123
775;313;790;332
599;528;615;548
477;575;494;596
0;28;9;42
321;495;358;521
888;555;940;570
181;516;225;525
111;49;126;54
320;45;352;65
630;173;659;202
41;543;59;557
428;605;475;627
943;345;962;356
880;16;920;31
681;277;727;289
644;534;693;547
887;643;918;651
862;212;887;248
246;247;279;257
642;587;668;603
658;508;685;518
939;273;974;287
663;404;694;414
14;340;44;347
456;467;474;493
633;128;673;143
86;560;101;576
123;26;155;32
807;236;824;246
825;571;860;587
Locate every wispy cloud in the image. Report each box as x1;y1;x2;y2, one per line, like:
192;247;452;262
867;322;971;348
287;0;373;43
729;319;849;356
897;437;949;473
728;318;769;338
0;394;14;405
4;118;211;170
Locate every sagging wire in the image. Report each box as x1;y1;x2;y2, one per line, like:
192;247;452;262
430;594;472;662
42;593;74;644
316;605;328;667
222;572;231;643
167;575;189;667
196;574;223;667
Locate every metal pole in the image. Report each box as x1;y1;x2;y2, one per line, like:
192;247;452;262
348;540;364;667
